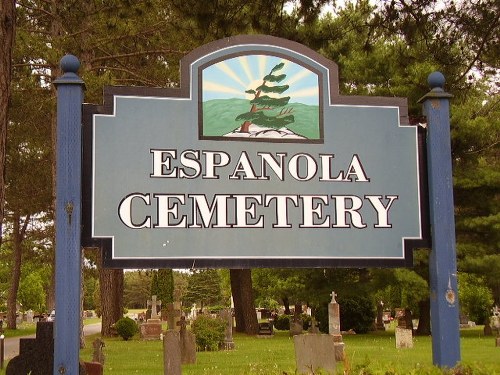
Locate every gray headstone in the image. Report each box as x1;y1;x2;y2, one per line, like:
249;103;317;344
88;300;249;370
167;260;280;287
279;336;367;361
220;309;235;349
328;291;340;335
395;327;413;348
294;334;336;375
163;330;182;375
92;338;105;364
290;318;303;336
179;317;196;364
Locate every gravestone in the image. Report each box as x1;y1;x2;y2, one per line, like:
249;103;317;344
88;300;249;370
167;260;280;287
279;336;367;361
308;317;321;334
328;291;345;361
395;308;413;348
220;308;235;349
147;295;162;322
163;330;181;375
92;338;105;364
178;316;196;364
141;295;163;340
290;314;303;337
258;322;274;336
6;321;86;375
165;302;182;331
294;334;336;375
83;361;103;375
395;327;414;348
26;310;34;324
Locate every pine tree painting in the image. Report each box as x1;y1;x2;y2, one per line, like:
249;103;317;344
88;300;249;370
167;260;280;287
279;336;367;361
235;62;294;133
201;54;320;140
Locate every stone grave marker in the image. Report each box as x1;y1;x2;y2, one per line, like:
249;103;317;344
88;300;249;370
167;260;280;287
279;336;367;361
148;295;162;321
177;315;196;364
328;291;345;361
26;310;34;324
165;302;182;331
220;308;235;349
92;337;105;364
395;308;413;348
290;310;303;336
163;330;182;375
294;334;336;374
258;322;274;336
395;326;414;348
308;317;320;334
141;295;163;340
6;321;86;375
83;361;103;375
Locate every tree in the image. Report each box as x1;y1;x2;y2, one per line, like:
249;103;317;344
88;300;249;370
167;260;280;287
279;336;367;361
235;62;294;132
0;0;16;246
230;269;258;334
124;270;151;309
18;272;46;312
183;269;224;309
458;273;494;324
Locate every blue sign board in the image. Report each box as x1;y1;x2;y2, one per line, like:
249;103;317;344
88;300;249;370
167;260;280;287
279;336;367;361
82;35;429;268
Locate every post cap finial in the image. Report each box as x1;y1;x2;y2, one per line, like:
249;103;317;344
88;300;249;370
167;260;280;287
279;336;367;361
428;71;445;90
60;54;80;74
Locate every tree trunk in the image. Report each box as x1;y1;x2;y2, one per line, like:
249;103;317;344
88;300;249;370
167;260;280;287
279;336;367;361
282;296;290;315
98;250;124;336
6;212;29;329
0;0;16;245
230;269;258;334
415;298;431;336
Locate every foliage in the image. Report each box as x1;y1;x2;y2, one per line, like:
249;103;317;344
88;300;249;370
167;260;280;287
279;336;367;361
124;270;151;309
191;315;226;351
156;269;174;304
458;273;494;324
114;316;139;341
339;295;376;334
17;271;46;311
235;62;294;132
273;314;290;331
183;269;224;309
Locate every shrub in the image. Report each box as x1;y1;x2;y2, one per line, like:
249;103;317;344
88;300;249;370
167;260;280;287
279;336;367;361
191;315;225;351
273;314;290;330
114;317;139;340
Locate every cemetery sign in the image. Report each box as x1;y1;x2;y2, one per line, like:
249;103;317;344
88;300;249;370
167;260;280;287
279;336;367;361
82;35;429;268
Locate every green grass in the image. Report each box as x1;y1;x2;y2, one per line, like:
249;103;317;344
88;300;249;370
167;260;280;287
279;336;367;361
76;327;500;375
1;322;37;338
1;326;498;374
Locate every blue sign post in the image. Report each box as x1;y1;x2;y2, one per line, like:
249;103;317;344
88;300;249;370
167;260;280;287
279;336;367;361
419;72;461;367
53;55;84;375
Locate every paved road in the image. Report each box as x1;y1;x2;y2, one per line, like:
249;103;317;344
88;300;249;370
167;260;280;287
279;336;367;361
2;322;102;360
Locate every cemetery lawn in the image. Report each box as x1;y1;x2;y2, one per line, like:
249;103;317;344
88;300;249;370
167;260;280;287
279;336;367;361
1;322;37;338
76;327;500;375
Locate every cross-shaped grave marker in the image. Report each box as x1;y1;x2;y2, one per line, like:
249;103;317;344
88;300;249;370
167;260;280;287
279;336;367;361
165;302;182;330
147;295;161;320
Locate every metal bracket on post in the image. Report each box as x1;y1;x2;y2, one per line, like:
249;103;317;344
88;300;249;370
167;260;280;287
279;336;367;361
53;55;85;375
418;72;460;368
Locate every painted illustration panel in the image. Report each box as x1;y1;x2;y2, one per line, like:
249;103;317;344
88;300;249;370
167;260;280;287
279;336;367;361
200;54;322;142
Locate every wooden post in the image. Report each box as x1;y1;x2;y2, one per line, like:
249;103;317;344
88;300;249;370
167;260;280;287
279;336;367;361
419;71;460;368
53;55;84;375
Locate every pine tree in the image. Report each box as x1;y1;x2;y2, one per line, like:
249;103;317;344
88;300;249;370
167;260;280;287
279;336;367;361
235;62;294;132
